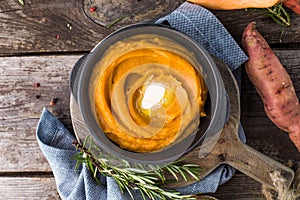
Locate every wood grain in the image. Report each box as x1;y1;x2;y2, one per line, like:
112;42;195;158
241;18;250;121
0;174;263;200
212;9;300;46
82;0;185;27
1;1;300;199
0;55;81;172
0;176;60;199
0;0;299;56
0;0;108;56
0;52;299;174
213;173;265;200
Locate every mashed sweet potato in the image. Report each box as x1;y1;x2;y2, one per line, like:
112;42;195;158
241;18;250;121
91;34;207;152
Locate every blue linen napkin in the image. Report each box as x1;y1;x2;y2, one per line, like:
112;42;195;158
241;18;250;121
36;2;248;200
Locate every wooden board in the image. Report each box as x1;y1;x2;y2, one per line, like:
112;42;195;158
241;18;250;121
213;173;266;200
1;51;299;198
1;1;300;199
0;174;264;200
0;1;299;56
0;55;82;172
82;0;185;27
0;176;60;199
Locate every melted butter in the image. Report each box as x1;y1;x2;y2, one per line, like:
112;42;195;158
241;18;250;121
141;83;165;110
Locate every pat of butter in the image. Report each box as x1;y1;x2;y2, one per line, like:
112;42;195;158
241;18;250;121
141;83;165;109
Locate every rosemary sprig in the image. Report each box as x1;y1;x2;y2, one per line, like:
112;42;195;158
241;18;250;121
246;3;291;27
72;136;202;200
264;3;291;27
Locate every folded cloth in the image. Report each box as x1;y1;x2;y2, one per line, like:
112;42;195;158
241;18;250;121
37;2;248;200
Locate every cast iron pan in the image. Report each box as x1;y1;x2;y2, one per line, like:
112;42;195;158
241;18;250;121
72;24;228;165
70;55;295;191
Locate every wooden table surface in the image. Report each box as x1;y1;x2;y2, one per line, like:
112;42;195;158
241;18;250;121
1;1;300;199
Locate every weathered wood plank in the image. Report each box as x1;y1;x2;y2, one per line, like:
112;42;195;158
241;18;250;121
0;0;299;56
0;176;60;199
241;116;300;164
0;174;263;200
82;0;185;27
213;173;265;200
0;55;82;172
0;0;109;56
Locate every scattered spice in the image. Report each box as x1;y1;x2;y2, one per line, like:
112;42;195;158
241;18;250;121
90;6;96;12
67;23;72;30
35;94;41;99
50;98;58;106
218;153;226;162
34;82;40;88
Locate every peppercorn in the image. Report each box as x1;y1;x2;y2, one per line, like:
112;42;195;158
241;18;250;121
90;6;96;12
35;94;41;99
49;98;57;106
34;82;40;88
67;23;72;30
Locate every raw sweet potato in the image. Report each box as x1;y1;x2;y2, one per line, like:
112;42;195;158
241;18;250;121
187;0;281;10
284;0;300;14
242;22;300;151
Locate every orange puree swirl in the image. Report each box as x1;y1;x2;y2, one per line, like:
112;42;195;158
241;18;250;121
92;36;207;152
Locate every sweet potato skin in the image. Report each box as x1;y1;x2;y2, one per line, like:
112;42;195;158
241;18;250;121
187;0;281;10
284;0;300;14
242;22;300;151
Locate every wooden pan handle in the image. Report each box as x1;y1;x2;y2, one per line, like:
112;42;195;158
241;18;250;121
222;123;295;190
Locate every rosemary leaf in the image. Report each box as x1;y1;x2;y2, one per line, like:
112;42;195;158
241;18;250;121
107;16;127;28
165;166;179;181
153;168;166;183
93;167;98;178
185;168;201;181
82;134;90;148
125;167;148;174
178;167;188;182
130;174;147;185
124;185;135;200
280;5;291;25
267;13;285;26
139;189;147;200
18;0;24;6
114;177;126;192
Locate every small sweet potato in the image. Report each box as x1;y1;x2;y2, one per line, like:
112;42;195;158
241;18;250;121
187;0;280;10
242;22;300;151
284;0;300;14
